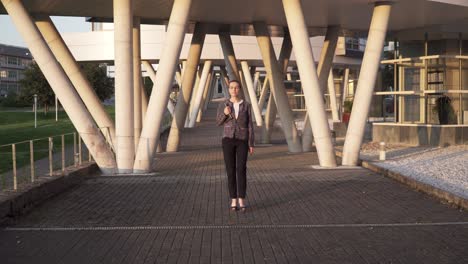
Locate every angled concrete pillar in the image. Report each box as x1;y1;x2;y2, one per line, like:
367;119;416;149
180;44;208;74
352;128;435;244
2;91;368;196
197;69;213;122
220;70;229;97
134;0;192;172
258;77;269;111
342;68;350;106
2;0;116;172
219;32;240;81
166;23;206;152
241;61;263;126
262;92;277;144
142;60;175;115
188;61;212;127
282;0;336;166
141;82;148;121
113;0;134;173
133;17;143;151
302;25;340;152
253;72;260;95
34;15;116;149
254;22;301;152
328;69;339;121
238;69;251;103
343;3;392;166
186;68;201;127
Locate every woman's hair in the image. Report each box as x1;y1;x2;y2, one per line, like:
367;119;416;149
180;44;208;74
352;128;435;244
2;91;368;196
228;79;241;87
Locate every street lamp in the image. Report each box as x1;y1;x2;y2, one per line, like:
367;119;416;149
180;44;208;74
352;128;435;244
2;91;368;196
33;94;37;128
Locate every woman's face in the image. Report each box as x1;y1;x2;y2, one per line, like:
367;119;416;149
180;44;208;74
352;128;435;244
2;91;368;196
229;82;241;98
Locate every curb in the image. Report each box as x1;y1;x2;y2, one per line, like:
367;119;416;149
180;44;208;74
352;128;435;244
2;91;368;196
335;151;468;210
0;163;100;225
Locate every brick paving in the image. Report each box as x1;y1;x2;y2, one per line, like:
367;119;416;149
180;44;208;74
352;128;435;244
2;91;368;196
1;101;467;263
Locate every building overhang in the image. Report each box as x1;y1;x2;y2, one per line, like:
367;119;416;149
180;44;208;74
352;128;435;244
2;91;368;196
2;0;468;36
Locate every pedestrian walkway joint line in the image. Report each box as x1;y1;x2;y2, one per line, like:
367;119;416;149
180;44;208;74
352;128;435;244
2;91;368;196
5;222;468;231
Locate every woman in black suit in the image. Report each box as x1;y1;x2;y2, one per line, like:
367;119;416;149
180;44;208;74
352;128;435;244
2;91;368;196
216;80;254;212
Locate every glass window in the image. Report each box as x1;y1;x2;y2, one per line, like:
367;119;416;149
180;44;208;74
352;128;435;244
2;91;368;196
7;56;19;66
8;70;17;79
0;55;5;66
0;70;7;78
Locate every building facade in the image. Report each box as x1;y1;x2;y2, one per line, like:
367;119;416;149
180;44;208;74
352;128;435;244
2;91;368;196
0;44;33;97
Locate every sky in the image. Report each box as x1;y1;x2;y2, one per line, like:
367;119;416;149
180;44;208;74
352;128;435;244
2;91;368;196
0;15;90;47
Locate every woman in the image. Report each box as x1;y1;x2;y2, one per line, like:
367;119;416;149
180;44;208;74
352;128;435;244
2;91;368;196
216;80;254;212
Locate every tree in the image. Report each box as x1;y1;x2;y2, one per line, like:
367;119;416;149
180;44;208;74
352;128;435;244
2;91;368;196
80;63;114;101
18;63;54;113
18;62;114;112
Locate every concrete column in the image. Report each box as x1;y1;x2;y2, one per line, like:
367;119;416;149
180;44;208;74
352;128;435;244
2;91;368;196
220;70;229;97
241;61;263;126
113;0;134;173
2;0;116;172
197;69;213;122
166;23;206;152
133;17;143;151
141;82;148;121
328;69;340;121
219;32;240;81
34;16;116;149
142;60;175;115
302;25;339;152
186;68;201;127
238;69;251;103
134;0;192;172
342;3;392;166
188;60;212;127
254;22;302;152
262;92;277;144
282;0;337;166
342;68;350;106
258;77;269;111
253;72;260;95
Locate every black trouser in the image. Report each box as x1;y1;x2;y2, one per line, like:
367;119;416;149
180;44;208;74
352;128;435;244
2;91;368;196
222;137;249;199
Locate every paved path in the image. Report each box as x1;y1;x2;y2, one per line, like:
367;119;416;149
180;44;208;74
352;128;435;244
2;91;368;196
1;101;467;263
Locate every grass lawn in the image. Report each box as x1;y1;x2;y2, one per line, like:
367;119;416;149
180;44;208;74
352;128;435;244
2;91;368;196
0;106;115;175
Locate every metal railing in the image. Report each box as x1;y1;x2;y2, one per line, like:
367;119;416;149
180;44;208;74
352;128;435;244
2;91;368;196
0;110;173;192
0;132;92;192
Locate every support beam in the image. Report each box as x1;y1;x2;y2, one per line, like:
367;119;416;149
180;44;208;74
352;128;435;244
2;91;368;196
1;0;116;172
342;68;350;106
197;69;213;122
238;69;251;103
142;61;175;115
302;25;340;152
188;60;212;127
282;0;337;166
220;70;229;97
262;92;277;144
134;0;192;172
34;15;116;149
254;22;302;152
342;3;392;166
258;77;269;111
241;61;263;126
328;69;340;121
166;23;206;152
133;17;142;151
219;32;240;81
113;0;134;173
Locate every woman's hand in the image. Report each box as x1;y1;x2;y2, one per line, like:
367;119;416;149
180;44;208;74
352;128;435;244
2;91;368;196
249;147;254;154
224;106;231;116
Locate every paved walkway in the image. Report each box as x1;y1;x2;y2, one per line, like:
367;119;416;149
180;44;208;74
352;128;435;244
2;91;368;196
1;101;467;263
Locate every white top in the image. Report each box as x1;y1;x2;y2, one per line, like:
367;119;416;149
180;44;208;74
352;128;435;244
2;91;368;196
233;100;243;119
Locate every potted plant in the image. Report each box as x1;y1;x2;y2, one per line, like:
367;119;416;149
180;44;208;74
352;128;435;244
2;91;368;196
434;95;456;125
342;99;353;124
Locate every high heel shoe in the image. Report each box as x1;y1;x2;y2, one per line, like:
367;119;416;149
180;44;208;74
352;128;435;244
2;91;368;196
229;205;237;211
